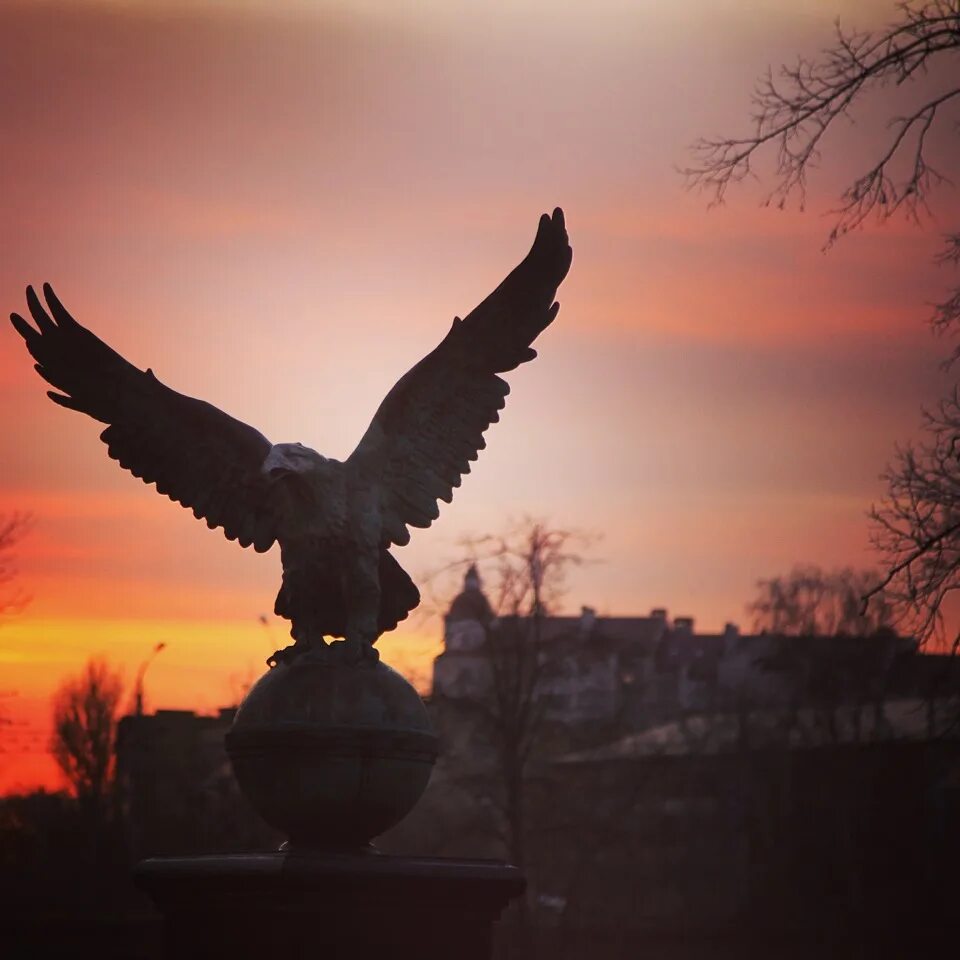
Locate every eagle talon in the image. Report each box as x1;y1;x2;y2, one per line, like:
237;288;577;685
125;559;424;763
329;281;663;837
266;644;299;668
267;637;379;668
267;636;325;668
327;638;379;666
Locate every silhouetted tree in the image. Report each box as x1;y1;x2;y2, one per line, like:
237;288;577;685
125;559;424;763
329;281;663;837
749;565;895;636
455;520;586;872
420;519;591;958
686;2;960;645
51;658;124;815
868;400;960;647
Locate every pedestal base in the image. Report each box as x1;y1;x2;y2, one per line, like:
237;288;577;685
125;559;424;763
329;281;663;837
135;852;524;960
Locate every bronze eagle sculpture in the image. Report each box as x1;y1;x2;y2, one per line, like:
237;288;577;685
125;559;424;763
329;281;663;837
10;208;572;665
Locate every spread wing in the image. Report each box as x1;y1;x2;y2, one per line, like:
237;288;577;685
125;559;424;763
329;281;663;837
10;284;279;552
348;207;572;547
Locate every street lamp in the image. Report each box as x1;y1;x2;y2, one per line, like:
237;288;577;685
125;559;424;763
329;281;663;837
134;642;167;716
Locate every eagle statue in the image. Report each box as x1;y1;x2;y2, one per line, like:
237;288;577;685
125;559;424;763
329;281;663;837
10;208;572;666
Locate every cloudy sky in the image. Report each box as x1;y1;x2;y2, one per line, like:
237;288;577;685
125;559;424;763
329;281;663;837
1;0;957;791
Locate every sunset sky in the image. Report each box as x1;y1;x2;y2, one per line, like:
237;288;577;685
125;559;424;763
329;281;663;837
1;0;958;792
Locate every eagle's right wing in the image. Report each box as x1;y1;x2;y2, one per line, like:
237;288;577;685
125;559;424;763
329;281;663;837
347;208;572;547
11;284;281;552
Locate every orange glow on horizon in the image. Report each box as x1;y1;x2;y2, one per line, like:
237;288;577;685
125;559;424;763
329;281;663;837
0;616;440;794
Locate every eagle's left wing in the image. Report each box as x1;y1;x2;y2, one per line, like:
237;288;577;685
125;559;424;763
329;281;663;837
10;284;282;552
347;208;572;547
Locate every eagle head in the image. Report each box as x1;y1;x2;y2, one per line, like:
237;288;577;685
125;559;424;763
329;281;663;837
262;442;326;478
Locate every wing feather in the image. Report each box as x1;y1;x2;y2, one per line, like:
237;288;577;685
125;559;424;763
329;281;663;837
348;208;572;547
10;284;280;553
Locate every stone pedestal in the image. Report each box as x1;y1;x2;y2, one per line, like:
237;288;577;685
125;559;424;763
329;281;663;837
136;851;524;960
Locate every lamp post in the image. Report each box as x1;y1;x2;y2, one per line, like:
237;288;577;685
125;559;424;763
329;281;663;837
133;642;166;716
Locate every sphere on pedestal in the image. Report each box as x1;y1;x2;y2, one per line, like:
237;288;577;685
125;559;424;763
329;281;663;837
225;657;437;850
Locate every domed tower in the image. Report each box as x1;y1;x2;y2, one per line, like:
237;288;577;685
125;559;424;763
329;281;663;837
445;564;494;650
432;565;495;699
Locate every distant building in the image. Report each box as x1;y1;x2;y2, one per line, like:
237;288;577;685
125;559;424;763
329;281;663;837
116;707;276;857
423;567;960;942
432;566;957;735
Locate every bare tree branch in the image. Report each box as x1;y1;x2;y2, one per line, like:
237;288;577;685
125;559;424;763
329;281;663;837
686;2;960;647
685;1;960;247
433;519;593;883
685;2;960;355
867;390;960;645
